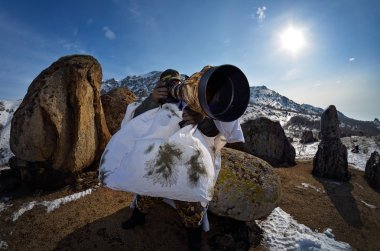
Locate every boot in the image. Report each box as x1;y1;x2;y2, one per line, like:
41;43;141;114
187;226;202;251
121;208;146;229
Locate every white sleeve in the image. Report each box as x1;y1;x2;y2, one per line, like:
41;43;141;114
214;119;245;143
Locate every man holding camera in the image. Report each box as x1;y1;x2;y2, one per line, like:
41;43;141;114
121;69;245;251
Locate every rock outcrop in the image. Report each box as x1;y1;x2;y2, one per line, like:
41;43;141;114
241;117;296;167
10;55;111;189
313;105;350;181
300;130;317;144
365;151;380;189
101;87;137;135
210;148;282;221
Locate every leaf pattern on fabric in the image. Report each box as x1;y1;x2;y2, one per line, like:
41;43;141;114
144;143;183;187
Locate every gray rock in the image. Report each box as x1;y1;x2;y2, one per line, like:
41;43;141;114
320;105;340;140
365;151;380;189
210;148;282;221
300;130;317;144
313;105;350;181
313;140;350;181
242;117;296;167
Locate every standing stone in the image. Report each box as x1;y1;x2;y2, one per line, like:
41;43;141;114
242;117;296;167
10;55;111;189
365;151;380;189
320;105;341;140
101;87;137;135
313;105;350;181
300;130;317;144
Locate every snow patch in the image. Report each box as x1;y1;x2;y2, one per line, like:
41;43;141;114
360;200;376;209
293;141;319;160
341;136;380;171
0;240;8;250
297;182;324;193
256;207;352;251
12;188;93;221
41;188;93;213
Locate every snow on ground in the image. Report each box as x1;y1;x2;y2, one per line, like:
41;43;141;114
341;136;380;171
0;240;8;250
296;182;325;193
256;207;352;251
292;141;320;160
11;188;94;221
360;200;377;209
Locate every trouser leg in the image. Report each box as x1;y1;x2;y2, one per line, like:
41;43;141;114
174;200;206;228
175;201;206;251
122;195;162;229
135;195;162;214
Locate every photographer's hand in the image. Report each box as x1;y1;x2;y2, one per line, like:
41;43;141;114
181;106;205;127
152;81;169;103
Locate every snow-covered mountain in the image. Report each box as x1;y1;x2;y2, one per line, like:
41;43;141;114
101;71;188;101
101;71;161;99
0;100;21;166
250;85;324;115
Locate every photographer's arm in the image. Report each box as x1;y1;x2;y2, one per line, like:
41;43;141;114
133;94;160;118
198;118;219;137
133;82;168;118
181;106;220;137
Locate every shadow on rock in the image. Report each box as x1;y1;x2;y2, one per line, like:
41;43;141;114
316;176;363;229
54;202;262;251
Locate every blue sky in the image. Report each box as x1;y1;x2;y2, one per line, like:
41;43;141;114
0;0;379;121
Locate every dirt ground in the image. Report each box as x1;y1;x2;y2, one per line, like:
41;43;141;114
0;161;379;251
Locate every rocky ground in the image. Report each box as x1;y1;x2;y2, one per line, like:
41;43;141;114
0;161;379;251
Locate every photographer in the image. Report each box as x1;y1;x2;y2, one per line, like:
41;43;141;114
121;69;245;251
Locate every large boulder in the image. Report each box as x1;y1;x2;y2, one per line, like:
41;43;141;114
10;55;111;189
365;151;380;189
300;130;317;144
241;117;296;167
209;148;282;221
101;87;137;135
313;105;350;181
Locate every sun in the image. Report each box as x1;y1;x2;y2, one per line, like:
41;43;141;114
280;25;306;54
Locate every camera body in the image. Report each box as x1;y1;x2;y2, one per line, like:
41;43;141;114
160;79;181;104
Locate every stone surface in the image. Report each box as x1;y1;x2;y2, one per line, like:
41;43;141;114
10;55;111;189
241;117;296;167
313;105;350;181
101;87;137;135
209;148;282;221
312;140;350;181
320;105;340;140
365;151;380;189
300;130;317;144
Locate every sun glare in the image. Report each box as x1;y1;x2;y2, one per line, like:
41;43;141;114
280;26;305;54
